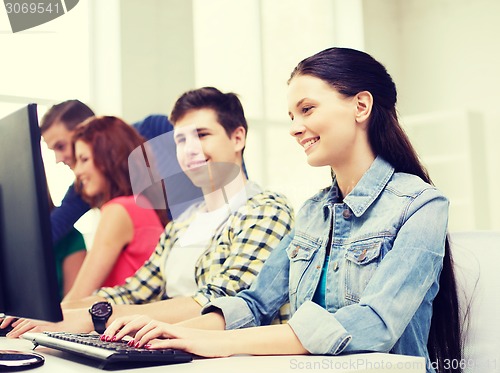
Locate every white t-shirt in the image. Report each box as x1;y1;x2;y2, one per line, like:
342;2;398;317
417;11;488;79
163;183;250;297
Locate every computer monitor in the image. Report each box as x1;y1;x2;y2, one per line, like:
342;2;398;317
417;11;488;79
0;104;63;322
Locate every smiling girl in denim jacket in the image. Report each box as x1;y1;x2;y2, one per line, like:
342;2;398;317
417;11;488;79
103;47;462;373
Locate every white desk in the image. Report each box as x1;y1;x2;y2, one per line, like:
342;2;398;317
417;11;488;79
1;337;425;372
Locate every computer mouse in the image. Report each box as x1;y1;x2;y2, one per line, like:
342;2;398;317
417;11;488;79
0;325;14;337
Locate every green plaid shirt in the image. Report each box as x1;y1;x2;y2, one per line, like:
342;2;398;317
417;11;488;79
97;182;294;323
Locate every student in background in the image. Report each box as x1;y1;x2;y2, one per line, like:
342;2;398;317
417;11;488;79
47;191;86;300
4;87;293;336
101;48;462;373
62;116;165;301
40;100;173;244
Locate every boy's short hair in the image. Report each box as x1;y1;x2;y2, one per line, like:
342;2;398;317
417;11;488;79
40;99;95;133
170;87;248;138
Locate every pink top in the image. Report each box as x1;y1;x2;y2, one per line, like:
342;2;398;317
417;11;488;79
101;195;163;287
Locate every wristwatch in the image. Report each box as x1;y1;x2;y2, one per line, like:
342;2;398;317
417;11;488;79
88;301;113;334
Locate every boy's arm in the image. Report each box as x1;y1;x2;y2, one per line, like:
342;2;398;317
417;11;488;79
192;193;293;309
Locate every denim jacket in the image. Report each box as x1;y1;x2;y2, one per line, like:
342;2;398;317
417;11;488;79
203;157;448;373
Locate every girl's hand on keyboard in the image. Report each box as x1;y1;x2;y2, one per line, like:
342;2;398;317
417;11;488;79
103;314;306;358
102;315;234;358
102;314;154;341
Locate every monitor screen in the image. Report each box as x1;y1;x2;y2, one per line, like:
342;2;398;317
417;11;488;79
0;104;63;322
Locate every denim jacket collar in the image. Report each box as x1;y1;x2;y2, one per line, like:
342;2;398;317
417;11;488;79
322;156;395;218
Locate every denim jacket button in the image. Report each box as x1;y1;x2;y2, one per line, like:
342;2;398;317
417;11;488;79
290;247;299;258
342;209;352;219
332;261;339;271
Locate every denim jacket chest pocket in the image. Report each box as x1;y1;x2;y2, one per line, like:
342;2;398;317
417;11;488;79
286;233;322;310
341;238;384;305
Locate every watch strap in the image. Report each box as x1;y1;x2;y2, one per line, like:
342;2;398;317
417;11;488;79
92;318;107;334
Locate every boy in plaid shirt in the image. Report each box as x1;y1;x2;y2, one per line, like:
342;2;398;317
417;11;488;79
6;87;293;337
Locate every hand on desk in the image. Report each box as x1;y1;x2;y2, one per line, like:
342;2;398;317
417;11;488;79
2;309;93;339
0;316;17;336
102;315;233;358
0;322;14;337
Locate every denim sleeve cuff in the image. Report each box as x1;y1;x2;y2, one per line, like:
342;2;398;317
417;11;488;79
287;301;352;355
201;297;258;330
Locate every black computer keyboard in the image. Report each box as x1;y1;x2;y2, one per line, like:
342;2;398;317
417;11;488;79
22;331;193;369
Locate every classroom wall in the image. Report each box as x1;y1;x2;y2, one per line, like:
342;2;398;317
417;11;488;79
363;0;500;230
2;0;497;231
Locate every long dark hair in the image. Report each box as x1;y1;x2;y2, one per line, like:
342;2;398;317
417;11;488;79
289;47;462;373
